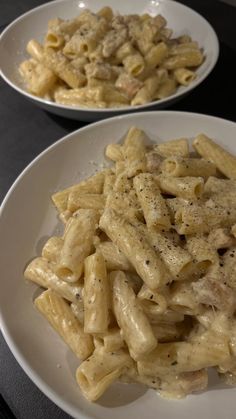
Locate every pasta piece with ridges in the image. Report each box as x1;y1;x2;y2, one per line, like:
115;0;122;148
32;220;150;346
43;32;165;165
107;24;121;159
134;173;171;230
186;235;219;267
97;241;134;272
154;138;189;158
138;225;194;280
35;289;94;360
83;251;110;334
157;175;204;200
24;257;83;303
67;193;105;212
99;209;170;289
193;134;236;179
93;328;124;352
111;270;157;360
56;209;100;282
160;156;216;178
41;236;63;263
76;347;133;401
51;171;105;213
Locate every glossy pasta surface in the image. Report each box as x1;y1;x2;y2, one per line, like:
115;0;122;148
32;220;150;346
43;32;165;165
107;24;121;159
24;128;236;402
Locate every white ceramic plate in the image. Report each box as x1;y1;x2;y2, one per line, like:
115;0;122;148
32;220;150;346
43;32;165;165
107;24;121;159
0;111;236;419
0;0;219;121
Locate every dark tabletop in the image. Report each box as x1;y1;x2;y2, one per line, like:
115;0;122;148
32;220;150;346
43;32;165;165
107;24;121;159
0;1;236;418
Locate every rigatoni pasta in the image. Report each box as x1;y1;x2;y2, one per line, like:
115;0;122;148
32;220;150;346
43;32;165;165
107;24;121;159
24;127;236;403
19;8;204;108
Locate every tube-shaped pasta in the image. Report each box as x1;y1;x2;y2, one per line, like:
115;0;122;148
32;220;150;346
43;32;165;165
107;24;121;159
115;42;136;63
186;235;218;266
142;227;194;279
137;283;167;314
76;347;132;401
151;322;187;343
174;67;196;86
204;177;236;197
102;25;128;58
176;332;231;372
157;175;204;200
105;143;124;162
97;241;134;272
170;281;203;315
71;301;84;325
94;328;124;352
26;39;44;62
83;251;110;334
174;200;236;235
48;16;81;37
102;84;129;105
45;31;65;49
174;203;206;235
170;42;199;55
113;171;133;192
59;210;73;224
67;193;105;212
52;171;105;214
54;86;105;107
134;173;171;230
111;270;157;360
208;228;236;250
97;6;113;20
155;77;176;99
123;53;145;77
145;150;163;173
19;59;57;97
193;134;236;179
145;42;168;69
43;48;86;88
138;333;230;376
41;236;63;263
163;50;204;69
125;272;143;294
24;257;83;303
63;18;107;58
145;309;185;325
35;290;94;360
103;171;116;195
144;74;162;94
105;190;142;223
122;127;147;176
160;156;216;178
155;138;189;158
56;210;99;282
137;342;181;376
99;209;170;289
115;72;143;99
131;86;151;106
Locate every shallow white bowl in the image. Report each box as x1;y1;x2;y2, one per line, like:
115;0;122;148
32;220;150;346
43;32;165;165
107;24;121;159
0;111;236;419
0;0;219;121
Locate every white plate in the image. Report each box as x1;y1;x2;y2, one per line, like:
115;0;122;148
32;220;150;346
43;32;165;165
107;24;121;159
0;111;236;419
0;0;219;121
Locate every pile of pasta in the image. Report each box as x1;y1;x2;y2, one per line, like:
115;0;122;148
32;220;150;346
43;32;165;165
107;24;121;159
19;7;204;108
24;127;236;402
